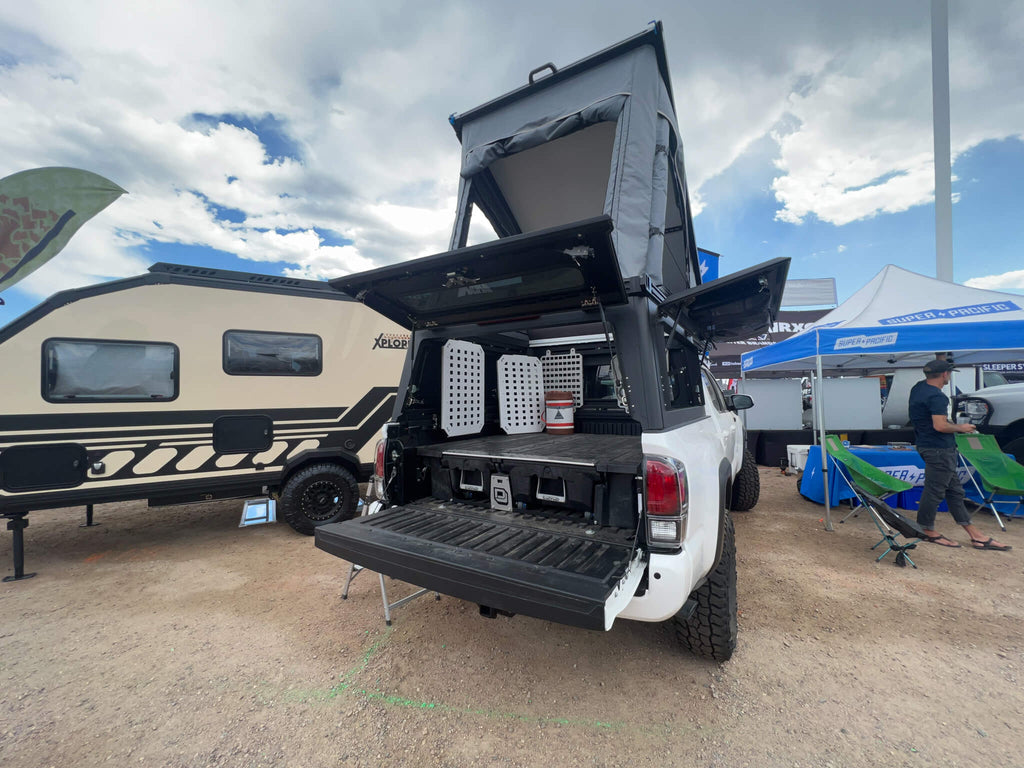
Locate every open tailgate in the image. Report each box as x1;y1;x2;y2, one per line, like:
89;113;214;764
315;499;645;631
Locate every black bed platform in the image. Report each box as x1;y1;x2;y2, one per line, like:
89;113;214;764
417;432;642;474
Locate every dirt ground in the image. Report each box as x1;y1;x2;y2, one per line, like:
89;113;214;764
2;469;1022;768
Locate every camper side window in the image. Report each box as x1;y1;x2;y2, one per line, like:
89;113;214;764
223;331;322;376
42;339;179;402
658;337;703;410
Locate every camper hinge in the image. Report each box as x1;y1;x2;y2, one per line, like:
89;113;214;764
580;287;599;308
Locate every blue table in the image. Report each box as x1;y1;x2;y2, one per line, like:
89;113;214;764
799;445;1018;513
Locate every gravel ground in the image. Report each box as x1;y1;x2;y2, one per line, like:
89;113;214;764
1;468;1022;767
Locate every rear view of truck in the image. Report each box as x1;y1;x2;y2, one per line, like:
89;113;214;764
315;23;787;659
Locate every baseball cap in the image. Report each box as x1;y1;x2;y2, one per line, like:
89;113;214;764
923;359;958;375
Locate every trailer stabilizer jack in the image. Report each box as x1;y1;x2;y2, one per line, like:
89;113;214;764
4;516;37;582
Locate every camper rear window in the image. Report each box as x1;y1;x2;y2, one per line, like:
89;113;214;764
223;331;322;376
42;339;179;402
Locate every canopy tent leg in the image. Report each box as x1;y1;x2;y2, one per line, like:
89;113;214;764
816;355;833;530
3;515;37;582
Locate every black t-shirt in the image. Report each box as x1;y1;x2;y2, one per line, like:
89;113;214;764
909;379;953;449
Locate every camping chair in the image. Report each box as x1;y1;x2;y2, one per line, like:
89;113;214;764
955;433;1024;529
823;435;926;567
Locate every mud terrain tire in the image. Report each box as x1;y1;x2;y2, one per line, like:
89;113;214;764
729;448;759;511
673;511;738;661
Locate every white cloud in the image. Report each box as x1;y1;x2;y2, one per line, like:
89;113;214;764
768;2;1024;226
965;270;1024;292
1;0;1022;306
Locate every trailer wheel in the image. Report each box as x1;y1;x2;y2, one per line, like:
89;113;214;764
728;448;759;511
280;463;359;535
672;511;738;662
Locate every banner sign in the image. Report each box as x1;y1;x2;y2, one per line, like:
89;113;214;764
879;301;1021;326
709;309;829;376
697;248;720;282
0;167;125;294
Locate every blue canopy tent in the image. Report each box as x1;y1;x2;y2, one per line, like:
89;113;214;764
741;265;1024;529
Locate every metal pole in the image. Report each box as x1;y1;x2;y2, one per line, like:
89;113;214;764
817;353;833;530
932;0;954;281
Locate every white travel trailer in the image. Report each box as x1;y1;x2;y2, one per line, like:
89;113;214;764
0;263;408;580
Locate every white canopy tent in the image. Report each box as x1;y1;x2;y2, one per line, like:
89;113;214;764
741;265;1024;528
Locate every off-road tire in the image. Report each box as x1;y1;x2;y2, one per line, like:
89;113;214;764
729;448;759;511
673;511;738;661
280;463;359;535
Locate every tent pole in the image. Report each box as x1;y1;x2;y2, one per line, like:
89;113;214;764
817;353;833;530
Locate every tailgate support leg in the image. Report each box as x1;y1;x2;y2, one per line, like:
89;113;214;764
342;562;440;626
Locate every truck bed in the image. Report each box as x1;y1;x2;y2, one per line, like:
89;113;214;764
314;497;640;630
417;432;642;474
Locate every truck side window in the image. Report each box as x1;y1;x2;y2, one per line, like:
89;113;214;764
701;371;728;412
223;331;322;376
42;338;178;402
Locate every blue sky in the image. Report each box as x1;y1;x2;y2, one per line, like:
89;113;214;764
2;1;1023;322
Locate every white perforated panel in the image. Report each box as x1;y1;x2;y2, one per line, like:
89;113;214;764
541;349;584;407
498;355;545;434
442;340;485;437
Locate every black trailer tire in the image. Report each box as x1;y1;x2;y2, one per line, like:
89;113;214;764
280;463;359;535
673;511;738;662
729;448;760;511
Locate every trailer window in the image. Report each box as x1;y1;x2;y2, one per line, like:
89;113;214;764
223;331;322;376
43;339;178;402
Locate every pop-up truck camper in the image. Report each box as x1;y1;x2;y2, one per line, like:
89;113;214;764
0;263;408;580
313;23;787;660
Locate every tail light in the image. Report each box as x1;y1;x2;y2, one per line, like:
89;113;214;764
644;455;688;550
371;438;386;500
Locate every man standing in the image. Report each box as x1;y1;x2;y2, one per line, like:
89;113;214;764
909;359;1010;550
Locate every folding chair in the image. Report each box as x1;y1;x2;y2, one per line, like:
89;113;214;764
955;433;1024;530
823;435;926;567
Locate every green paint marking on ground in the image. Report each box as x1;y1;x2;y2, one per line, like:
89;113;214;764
285;630;626;731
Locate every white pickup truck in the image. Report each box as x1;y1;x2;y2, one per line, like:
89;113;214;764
313;24;789;661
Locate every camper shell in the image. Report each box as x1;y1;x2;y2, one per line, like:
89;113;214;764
314;23;787;660
0;263;408;580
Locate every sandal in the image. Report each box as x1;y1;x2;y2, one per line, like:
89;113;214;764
970;537;1012;551
921;533;961;548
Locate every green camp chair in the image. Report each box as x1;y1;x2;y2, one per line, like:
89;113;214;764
823;434;925;567
955;433;1024;527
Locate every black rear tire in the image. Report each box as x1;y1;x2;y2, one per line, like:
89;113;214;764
280;463;359;535
729;448;760;511
672;511;738;662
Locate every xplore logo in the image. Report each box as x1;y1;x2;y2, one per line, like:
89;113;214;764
372;333;410;351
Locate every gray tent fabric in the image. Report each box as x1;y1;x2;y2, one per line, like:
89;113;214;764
461;94;627;178
448;25;699;290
